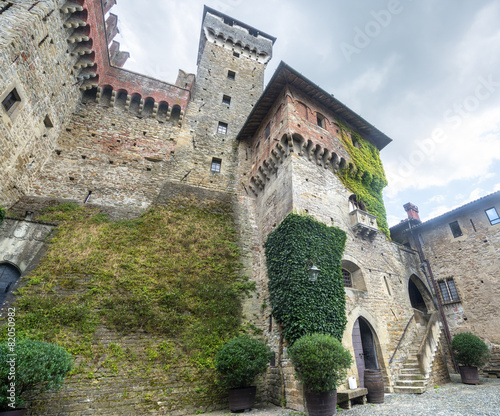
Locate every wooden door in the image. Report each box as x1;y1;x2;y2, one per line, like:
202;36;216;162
352;319;365;387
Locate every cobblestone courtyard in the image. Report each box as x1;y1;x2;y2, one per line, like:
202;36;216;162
193;374;500;416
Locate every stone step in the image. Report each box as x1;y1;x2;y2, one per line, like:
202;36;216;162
400;368;421;374
393;386;426;394
395;379;426;387
398;373;425;380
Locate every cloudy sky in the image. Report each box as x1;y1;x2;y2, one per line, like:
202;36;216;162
111;0;500;226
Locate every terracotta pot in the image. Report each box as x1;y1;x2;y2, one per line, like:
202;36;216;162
228;386;256;412
304;389;337;416
459;366;479;385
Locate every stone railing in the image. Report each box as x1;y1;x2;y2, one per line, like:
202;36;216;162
417;311;442;377
349;209;378;240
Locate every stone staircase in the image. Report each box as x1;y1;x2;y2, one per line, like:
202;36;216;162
393;327;428;394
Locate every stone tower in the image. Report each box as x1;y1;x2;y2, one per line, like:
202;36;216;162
182;6;276;192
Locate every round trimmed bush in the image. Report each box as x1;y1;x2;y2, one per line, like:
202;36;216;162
452;333;489;368
215;336;272;388
288;333;353;393
0;339;73;410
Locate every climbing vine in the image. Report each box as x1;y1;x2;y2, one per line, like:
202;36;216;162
0;206;5;225
337;122;390;237
264;214;347;344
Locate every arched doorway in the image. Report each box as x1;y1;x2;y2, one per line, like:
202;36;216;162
352;317;379;387
0;263;21;306
408;274;434;314
409;279;427;313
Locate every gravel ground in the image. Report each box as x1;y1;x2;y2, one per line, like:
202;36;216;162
191;374;500;416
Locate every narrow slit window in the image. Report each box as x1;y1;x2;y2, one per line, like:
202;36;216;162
211;158;222;173
317;112;326;129
2;88;21;113
43;115;53;128
449;221;463;238
485;207;500;225
217;121;228;135
265;122;270;140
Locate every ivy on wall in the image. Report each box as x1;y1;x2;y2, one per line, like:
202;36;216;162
337;123;390;237
0;206;5;225
264;214;347;344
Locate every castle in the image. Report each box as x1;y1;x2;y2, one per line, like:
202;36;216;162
1;1;499;414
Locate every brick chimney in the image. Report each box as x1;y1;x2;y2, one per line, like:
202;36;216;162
403;203;421;222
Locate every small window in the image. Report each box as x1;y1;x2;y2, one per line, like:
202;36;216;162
317;112;326;129
222;95;231;106
342;269;352;288
233;52;240;58
211;158;222;173
43;115;53;128
265;122;270;140
217;122;228;135
449;221;463;238
438;279;460;303
227;70;236;80
485;207;500;225
2;88;21;114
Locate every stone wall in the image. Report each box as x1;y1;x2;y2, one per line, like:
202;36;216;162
0;0;82;207
415;194;500;366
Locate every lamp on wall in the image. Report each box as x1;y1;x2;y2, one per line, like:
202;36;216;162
308;263;320;282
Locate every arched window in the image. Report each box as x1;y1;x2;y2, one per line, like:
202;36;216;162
0;263;21;306
341;260;367;291
115;89;128;109
157;101;169;121
129;93;141;114
100;85;113;106
142;97;155;116
170;105;182;125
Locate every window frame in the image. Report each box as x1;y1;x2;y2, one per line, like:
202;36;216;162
211;158;222;173
342;268;352;288
227;70;236;80
1;87;21;116
222;95;231;106
449;220;463;238
217;121;228;135
485;207;500;225
437;278;460;304
316;112;326;129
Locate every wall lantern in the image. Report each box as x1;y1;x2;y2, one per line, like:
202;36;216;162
308;263;320;282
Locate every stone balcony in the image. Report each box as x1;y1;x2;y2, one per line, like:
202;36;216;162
350;209;378;240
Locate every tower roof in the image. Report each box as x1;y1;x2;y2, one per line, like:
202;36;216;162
236;62;393;150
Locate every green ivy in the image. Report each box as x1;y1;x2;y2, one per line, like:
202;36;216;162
264;214;347;344
336;123;390;238
0;206;6;225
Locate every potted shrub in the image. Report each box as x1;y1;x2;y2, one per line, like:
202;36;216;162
452;333;489;385
215;335;272;412
288;333;353;416
0;339;73;415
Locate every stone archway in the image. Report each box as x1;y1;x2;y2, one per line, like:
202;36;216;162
408;274;434;314
0;262;21;306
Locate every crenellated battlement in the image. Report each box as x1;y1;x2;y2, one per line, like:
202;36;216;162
198;6;275;65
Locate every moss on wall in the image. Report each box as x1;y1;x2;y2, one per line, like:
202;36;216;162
337;123;390;237
2;199;252;411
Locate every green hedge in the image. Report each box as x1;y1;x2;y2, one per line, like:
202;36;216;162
264;214;347;344
0;340;73;410
288;333;352;392
452;333;489;368
215;336;272;388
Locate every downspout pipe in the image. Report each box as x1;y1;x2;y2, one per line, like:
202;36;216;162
407;225;458;372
